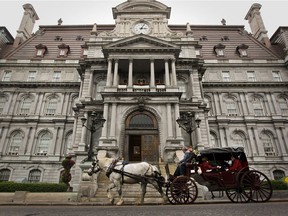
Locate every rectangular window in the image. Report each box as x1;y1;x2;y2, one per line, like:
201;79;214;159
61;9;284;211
36;49;43;56
27;71;36;81
247;71;256;82
59;49;66;56
222;71;230;82
240;50;247;56
82;49;88;56
272;71;281;81
218;49;224;56
195;49;201;56
2;71;11;81
53;71;61;81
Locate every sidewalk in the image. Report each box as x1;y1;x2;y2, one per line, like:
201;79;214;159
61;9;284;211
0;190;287;205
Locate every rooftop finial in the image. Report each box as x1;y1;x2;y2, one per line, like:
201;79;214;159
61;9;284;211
58;18;63;25
221;18;226;25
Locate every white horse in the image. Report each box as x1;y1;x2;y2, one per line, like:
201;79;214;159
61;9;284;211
88;157;167;205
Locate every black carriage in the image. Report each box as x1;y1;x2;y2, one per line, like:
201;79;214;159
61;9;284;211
165;147;273;204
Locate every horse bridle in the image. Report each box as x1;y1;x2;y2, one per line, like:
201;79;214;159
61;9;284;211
87;157;101;176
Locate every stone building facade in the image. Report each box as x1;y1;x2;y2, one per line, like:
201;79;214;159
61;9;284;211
0;0;287;189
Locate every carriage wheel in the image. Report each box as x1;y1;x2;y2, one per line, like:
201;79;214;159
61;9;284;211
171;176;198;204
225;187;251;203
166;183;177;205
240;170;272;202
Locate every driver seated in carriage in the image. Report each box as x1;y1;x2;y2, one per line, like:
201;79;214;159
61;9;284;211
172;146;197;178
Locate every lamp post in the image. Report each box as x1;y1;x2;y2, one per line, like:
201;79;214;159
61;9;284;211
81;111;106;161
176;112;201;149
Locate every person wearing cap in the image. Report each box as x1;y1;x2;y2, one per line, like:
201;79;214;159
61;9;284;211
173;146;196;177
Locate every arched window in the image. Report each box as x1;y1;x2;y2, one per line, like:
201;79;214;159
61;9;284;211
95;80;106;100
252;97;264;116
19;97;32;115
64;132;73;155
8;131;23;155
36;131;52;155
226;98;238;116
129;114;154;128
0;169;11;182
231;132;248;155
28;169;41;182
278;97;288;116
46;97;58;115
177;79;187;100
261;132;275;156
273;170;285;180
0;96;7;113
210;133;218;147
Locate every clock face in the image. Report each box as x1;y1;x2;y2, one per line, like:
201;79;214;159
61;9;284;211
133;22;150;34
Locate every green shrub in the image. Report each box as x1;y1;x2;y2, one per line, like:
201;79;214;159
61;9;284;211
270;180;288;190
0;182;68;192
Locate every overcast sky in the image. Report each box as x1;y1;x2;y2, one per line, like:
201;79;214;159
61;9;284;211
1;0;288;38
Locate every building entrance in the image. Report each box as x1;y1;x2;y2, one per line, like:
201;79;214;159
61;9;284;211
125;111;159;163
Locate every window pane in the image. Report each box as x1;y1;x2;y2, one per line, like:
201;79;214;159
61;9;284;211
20;98;31;114
0;169;11;182
28;71;36;81
129;114;154;128
37;132;51;154
273;170;285;180
9;132;22;154
262;134;275;156
2;71;11;81
53;71;61;81
46;98;57;114
0;97;6;113
222;71;230;81
28;169;41;182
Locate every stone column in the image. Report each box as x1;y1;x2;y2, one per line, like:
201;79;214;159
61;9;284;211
219;126;226;147
25;127;36;155
271;93;281;115
213;93;221;116
101;103;109;139
110;103;117;138
218;93;224;115
266;92;275;115
78;113;88;151
171;59;177;86
253;127;265;156
0;127;8;154
189;70;195;98
87;69;93;98
19;127;31;155
106;59;113;87
174;104;182;138
35;93;44;114
113;59;119;86
164;59;170;86
239;92;248;116
55;127;64;156
244;93;252;115
166;104;173;138
49;127;59;155
246;125;258;156
128;59;133;87
150;59;155;87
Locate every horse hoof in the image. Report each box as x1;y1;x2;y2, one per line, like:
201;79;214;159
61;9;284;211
116;200;124;206
109;198;114;204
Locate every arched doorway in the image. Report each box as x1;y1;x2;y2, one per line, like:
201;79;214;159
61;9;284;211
124;111;159;162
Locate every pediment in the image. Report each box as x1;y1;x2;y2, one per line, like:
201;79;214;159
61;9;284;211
102;34;180;55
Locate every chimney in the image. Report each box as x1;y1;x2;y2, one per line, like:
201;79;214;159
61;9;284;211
245;3;271;48
13;4;39;47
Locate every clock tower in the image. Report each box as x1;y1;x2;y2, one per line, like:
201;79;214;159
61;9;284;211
108;0;174;37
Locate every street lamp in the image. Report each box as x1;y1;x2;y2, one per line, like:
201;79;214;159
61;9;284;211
176;112;201;149
81;111;106;161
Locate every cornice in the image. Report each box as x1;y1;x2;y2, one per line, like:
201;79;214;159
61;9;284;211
0;81;80;88
202;81;288;88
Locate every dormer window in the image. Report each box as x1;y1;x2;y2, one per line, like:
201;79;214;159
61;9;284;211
195;45;202;57
214;43;226;57
55;36;62;41
200;35;208;41
236;44;249;57
81;45;88;57
76;35;84;41
221;36;229;41
58;43;70;57
35;44;47;57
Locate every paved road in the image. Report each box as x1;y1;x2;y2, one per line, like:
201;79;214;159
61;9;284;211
1;202;287;216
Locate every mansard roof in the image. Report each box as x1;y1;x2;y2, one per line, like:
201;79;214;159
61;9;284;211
1;24;283;61
102;34;180;57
